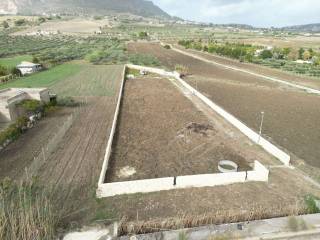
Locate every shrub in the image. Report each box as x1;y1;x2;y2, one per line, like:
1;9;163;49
0;116;28;146
14;19;26;26
164;44;171;49
175;64;189;76
305;194;320;214
11;67;22;76
17;100;44;114
260;50;273;59
2;21;9;29
56;97;79;107
138;31;148;39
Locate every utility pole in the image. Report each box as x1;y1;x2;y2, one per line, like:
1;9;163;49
258;111;265;144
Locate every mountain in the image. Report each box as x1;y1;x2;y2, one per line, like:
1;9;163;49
280;23;320;33
0;0;171;19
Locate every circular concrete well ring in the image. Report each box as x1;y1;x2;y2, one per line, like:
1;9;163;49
218;160;238;173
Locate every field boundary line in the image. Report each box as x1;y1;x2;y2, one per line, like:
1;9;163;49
170;45;320;95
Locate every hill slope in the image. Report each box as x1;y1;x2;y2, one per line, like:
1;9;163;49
0;0;171;19
281;23;320;33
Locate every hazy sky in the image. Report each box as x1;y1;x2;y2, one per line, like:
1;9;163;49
152;0;320;27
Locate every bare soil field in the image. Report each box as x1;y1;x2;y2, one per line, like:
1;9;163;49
128;43;320;169
13;18;110;35
0;108;74;180
106;76;273;183
174;45;320;90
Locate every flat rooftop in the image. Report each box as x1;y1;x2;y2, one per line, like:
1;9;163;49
0;88;47;102
0;89;25;102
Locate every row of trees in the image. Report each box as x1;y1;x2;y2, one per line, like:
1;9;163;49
178;40;257;62
178;40;320;65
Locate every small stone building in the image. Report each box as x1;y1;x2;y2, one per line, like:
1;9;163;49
0;88;50;122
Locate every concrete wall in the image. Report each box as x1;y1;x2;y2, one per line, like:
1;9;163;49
97;66;126;187
97;161;269;198
96;65;271;198
18;88;50;103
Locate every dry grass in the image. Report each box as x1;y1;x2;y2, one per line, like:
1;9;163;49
0;178;59;240
118;202;306;236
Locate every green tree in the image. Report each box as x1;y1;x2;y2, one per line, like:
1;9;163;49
32;56;40;64
298;48;305;59
138;31;148;39
260;49;273;59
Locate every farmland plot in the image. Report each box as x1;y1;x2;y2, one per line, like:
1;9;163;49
0;64;125;222
128;42;320;169
105;75;278;183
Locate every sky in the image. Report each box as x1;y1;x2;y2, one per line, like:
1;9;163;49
152;0;320;27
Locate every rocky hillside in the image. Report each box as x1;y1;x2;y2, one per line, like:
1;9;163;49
0;0;171;19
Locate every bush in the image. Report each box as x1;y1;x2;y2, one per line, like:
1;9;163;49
56;97;79;107
305;194;320;214
11;67;22;76
260;50;273;59
17;100;44;114
14;19;26;26
138;31;148;39
0;116;28;146
2;21;9;29
164;44;171;49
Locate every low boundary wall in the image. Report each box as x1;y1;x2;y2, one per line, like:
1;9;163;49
97;66;126;186
96;64;274;198
98;161;269;198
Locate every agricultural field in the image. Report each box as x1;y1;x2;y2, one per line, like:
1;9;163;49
0;62;82;91
13;17;111;35
174;45;320;90
128;42;320;172
106;75;269;183
1;13;320;238
0;63;125;226
0;54;32;68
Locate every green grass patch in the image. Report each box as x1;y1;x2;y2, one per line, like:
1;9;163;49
0;63;82;90
0;55;32;68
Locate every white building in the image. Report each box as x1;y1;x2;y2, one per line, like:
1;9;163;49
17;62;42;76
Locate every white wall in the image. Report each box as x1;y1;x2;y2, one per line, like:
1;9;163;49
97;161;269;198
97;66;126;186
96;65;273;198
